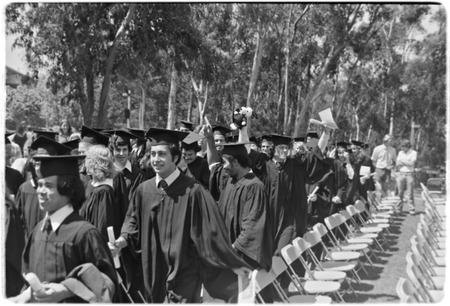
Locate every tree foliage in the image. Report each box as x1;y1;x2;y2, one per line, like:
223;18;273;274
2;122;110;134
6;3;446;167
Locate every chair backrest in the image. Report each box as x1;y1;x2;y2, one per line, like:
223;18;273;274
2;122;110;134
396;277;420;303
268;256;288;278
324;214;344;230
405;261;433;302
340;210;352;221
313;222;328;237
281;244;301;266
303;230;322;248
346;205;358;216
354;201;366;213
292;237;310;253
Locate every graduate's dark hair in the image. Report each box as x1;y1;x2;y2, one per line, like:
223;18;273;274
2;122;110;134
169;143;182;165
222;153;251;169
57;175;86;210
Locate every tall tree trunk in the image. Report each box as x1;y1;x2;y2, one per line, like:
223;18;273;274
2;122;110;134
167;62;178;129
187;89;193;123
96;4;136;128
81;68;95;126
283;5;293;135
139;86;145;130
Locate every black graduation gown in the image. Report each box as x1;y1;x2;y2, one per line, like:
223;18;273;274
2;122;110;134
16;180;45;239
184;156;210;190
22;212;118;303
260;147;329;254
80;184;116;240
348;155;374;202
121;173;250;303
216;172;272;270
121;164;146;200
4;197;26;297
5;166;25;196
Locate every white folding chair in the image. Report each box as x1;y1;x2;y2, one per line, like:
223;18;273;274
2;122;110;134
313;223;368;277
257;256;333;303
416;225;446;257
280;244;345;302
324;214;377;265
345;205;389;246
339;210;385;253
410;235;446;267
406;261;444;303
396;277;422;303
406;251;445;290
410;240;446;277
302;230;363;285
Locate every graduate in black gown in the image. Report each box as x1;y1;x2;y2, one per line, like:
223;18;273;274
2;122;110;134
79;145;118;239
207;140;272;271
110;128;251;303
348;140;374;204
15;136;71;239
9;155;117;303
180;140;210;189
4;188;26;297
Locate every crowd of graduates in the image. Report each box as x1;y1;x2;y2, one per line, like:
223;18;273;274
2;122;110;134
4;108;403;303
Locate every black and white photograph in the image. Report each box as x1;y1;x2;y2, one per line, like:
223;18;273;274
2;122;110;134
2;1;447;303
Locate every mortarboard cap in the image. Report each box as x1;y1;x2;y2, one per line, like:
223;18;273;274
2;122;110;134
30;136;72;156
293;132;307;142
212;125;231;137
5;131;13;144
306;138;319;148
179;120;195;131
145;128;189;146
336;141;351;148
306;130;319;139
127;128;146;141
226;133;239;143
221;142;250;157
181;141;201;152
33;129;58;141
34;155;85;178
104;129;135;146
350;140;364;147
80;126;110;147
249;136;258;144
268;134;292;147
62;139;81;155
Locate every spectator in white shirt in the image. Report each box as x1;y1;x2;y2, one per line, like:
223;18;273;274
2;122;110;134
395;139;417;215
371;134;396;196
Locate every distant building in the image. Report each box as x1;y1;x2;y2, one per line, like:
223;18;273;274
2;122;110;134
6;65;27;88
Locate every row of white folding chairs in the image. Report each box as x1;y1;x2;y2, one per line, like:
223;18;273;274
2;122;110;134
396;201;446;303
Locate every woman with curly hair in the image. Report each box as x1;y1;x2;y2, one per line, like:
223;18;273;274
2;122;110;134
79;145;119;240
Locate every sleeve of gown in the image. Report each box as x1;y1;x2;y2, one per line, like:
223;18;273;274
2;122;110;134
209;163;227;201
189;186;250;269
113;172;129;219
65;228;118;302
234;183;272;270
120;186;142;253
304;147;330;184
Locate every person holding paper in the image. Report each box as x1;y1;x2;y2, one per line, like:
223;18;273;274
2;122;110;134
348;140;375;204
9;155;117;303
395;139;417;215
110;128;251;303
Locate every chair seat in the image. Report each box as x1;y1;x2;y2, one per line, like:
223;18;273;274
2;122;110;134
353;232;378;239
346;238;373;245
358;227;383;234
288;295;333;304
430;266;446;276
432;249;446;257
432;256;446;267
320;261;358;271
310;270;347;281
369;218;390;223
430;276;445;289
303;280;341;294
329;251;361;261
336;243;370;252
429;290;445;302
